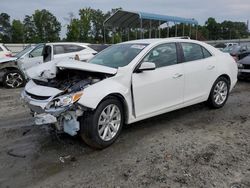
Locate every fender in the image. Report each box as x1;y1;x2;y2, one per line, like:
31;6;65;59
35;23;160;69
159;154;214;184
77;77;130;110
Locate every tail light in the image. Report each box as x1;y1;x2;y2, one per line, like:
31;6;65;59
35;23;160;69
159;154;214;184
232;55;238;62
5;53;12;57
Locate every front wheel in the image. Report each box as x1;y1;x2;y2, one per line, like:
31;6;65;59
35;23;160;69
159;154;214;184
3;70;25;88
80;98;124;149
207;77;230;109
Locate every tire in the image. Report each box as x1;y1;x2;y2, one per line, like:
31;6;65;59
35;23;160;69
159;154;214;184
80;97;124;149
207;77;230;109
3;70;25;88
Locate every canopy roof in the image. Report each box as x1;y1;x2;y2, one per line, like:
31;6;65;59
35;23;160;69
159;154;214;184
104;10;198;28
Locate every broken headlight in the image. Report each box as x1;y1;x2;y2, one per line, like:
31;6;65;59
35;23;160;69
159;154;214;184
46;92;83;109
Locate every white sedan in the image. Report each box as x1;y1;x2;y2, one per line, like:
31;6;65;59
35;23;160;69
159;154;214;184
22;38;237;149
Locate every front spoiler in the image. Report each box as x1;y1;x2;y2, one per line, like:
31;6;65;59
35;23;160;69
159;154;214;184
34;113;57;125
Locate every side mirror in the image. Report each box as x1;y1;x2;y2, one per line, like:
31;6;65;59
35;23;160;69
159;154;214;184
137;62;156;73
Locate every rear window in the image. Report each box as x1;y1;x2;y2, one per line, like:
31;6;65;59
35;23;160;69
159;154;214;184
202;47;212;58
181;43;204;62
54;45;85;55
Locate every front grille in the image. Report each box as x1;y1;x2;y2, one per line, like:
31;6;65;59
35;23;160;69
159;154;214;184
243;64;250;70
26;91;50;100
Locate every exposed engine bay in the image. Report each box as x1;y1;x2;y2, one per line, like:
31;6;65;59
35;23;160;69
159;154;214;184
32;68;111;93
22;62;117;137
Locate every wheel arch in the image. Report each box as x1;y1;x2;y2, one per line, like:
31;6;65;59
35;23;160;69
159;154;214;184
99;93;129;124
218;74;231;87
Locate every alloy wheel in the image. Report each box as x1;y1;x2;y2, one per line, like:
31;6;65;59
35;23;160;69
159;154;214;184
213;80;228;105
98;104;121;141
5;72;24;88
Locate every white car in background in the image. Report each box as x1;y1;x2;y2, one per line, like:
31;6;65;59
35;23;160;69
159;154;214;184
0;43;12;58
0;42;98;88
22;38;237;149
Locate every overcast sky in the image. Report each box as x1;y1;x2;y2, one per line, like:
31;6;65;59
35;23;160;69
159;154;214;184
1;0;250;38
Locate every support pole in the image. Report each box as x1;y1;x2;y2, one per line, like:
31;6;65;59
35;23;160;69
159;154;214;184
189;24;192;38
127;28;130;41
120;30;122;42
135;29;137;39
149;20;152;38
175;23;177;37
182;24;185;36
112;27;114;44
140;19;143;39
103;25;106;43
159;21;161;38
195;25;198;40
167;22;169;38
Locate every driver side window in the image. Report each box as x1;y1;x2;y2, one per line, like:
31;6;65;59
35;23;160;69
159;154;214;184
142;43;177;68
29;45;44;58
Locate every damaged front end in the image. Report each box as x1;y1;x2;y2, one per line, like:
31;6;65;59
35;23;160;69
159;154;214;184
22;66;114;136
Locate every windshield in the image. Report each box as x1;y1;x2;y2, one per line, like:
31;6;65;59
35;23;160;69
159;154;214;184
15;46;34;58
222;46;238;53
89;43;148;68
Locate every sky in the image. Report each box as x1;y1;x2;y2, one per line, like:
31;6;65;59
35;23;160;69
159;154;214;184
1;0;250;38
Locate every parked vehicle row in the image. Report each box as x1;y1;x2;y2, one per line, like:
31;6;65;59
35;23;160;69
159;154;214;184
21;38;238;149
0;42;104;88
222;44;250;61
237;55;250;79
0;43;12;58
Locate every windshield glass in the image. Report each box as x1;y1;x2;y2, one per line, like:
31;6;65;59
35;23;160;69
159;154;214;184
15;46;34;58
222;46;238;53
89;43;148;68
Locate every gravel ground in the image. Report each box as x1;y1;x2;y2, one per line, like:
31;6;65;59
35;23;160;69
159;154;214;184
0;81;249;188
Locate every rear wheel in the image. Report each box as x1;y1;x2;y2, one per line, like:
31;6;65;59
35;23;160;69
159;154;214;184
80;98;124;149
3;70;25;88
207;77;229;108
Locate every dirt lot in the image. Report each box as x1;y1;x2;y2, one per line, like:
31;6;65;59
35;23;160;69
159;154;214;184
0;81;250;188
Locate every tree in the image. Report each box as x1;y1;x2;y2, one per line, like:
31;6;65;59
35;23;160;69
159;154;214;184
66;18;81;41
23;15;37;43
91;9;105;43
78;8;93;42
205;17;220;40
32;9;61;42
0;13;11;42
11;20;24;43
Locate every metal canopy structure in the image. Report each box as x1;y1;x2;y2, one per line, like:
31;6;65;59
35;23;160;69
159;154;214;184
104;10;198;43
104;10;198;28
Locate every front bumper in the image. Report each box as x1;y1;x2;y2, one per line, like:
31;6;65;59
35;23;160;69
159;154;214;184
21;90;83;136
238;69;250;78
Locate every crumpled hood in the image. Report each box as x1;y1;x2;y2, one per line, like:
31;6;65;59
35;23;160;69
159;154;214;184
25;79;63;97
26;59;117;81
0;57;17;64
25;59;59;81
56;59;117;75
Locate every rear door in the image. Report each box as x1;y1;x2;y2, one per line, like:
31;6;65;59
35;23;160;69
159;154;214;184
180;42;217;103
53;44;93;61
132;43;184;117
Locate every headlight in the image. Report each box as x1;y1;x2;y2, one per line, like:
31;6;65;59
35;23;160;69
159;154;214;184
237;63;244;68
46;92;83;109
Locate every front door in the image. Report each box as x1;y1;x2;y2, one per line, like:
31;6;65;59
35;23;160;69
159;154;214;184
19;44;44;71
132;43;184;117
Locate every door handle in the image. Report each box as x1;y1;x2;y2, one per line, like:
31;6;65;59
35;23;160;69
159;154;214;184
207;65;215;70
173;73;183;79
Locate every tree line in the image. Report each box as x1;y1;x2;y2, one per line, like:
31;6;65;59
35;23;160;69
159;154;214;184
0;8;249;44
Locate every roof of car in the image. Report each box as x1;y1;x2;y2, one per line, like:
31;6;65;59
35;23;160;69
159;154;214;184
122;38;198;45
46;42;90;46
